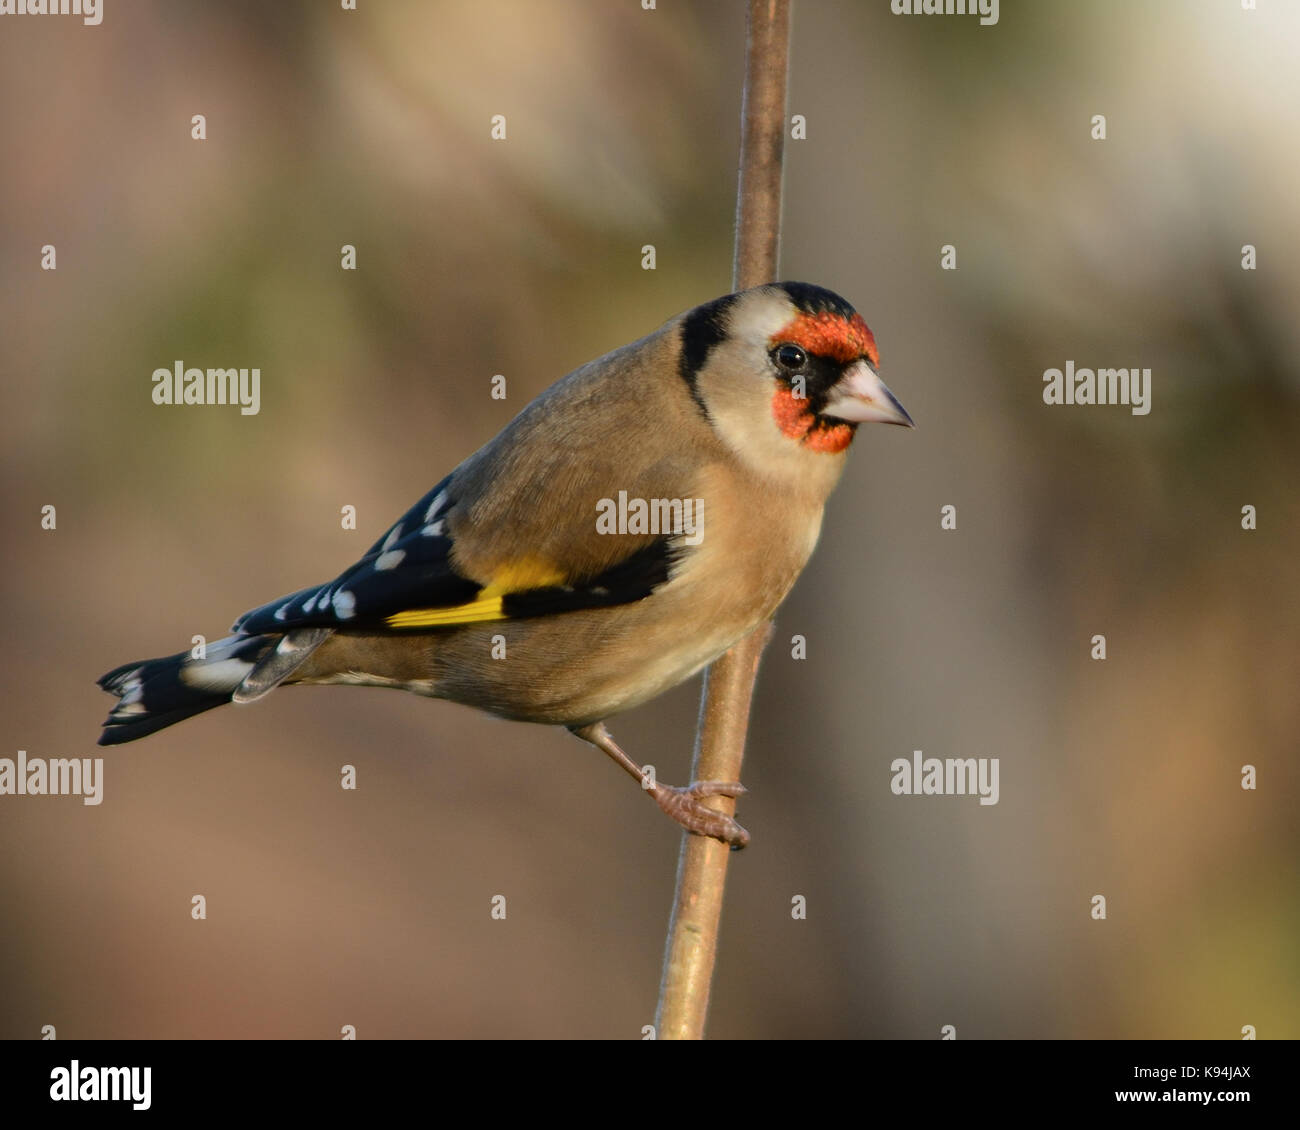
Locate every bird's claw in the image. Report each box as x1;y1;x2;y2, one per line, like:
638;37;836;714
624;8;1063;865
651;780;750;849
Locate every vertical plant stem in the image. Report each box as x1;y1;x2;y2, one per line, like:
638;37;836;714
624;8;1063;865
654;0;791;1042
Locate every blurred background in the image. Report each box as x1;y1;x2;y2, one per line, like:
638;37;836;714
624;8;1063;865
1;0;1296;1039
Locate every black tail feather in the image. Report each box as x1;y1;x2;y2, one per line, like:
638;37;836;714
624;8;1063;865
96;635;275;746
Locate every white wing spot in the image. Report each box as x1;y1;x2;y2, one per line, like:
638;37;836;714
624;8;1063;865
376;549;406;571
422;520;445;537
333;590;357;619
303;592;319;613
274;603;289;622
381;525;402;552
424;491;447;521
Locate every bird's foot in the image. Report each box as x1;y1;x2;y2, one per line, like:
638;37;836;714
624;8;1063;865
650;780;750;850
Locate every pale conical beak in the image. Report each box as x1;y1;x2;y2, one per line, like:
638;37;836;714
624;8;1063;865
822;360;914;427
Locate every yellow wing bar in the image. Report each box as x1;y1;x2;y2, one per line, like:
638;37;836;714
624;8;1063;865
385;595;505;629
383;557;566;630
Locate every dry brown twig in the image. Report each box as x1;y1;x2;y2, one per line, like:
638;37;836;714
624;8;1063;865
654;0;791;1041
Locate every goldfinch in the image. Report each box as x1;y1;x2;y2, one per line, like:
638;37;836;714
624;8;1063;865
97;282;912;846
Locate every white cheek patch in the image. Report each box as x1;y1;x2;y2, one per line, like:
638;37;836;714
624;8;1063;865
712;392;786;461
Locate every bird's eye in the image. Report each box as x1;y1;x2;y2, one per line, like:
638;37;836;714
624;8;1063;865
772;343;807;370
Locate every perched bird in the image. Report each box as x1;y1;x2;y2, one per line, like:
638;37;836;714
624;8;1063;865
97;282;912;847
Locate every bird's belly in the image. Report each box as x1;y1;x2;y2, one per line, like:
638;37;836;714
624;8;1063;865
425;602;751;726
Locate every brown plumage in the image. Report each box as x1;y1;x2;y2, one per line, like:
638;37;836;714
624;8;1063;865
97;282;912;845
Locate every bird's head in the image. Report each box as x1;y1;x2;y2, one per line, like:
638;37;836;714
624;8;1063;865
679;282;912;481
